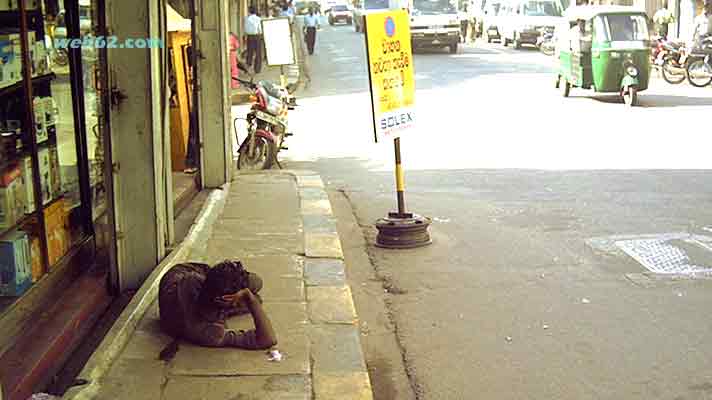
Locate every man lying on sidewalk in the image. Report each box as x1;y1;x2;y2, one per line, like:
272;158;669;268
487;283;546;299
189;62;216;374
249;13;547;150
157;260;277;360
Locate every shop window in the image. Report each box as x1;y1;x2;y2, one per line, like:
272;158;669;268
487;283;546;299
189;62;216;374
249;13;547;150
0;0;95;313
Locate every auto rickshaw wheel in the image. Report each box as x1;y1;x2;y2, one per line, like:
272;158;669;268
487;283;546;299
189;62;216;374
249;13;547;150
560;76;570;97
623;86;637;107
513;33;522;49
555;75;560;89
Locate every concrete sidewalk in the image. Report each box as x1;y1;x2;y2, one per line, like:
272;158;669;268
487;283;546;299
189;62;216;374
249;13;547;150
63;171;372;400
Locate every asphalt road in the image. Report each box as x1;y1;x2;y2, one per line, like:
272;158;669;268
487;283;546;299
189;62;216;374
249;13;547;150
284;23;712;400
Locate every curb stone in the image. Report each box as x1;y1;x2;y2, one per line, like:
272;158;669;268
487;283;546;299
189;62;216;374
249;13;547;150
294;172;373;400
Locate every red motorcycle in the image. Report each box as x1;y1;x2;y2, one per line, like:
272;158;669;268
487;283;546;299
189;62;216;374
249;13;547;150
652;37;687;85
232;70;297;170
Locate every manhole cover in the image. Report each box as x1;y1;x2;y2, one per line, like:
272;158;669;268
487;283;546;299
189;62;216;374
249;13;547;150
616;235;712;274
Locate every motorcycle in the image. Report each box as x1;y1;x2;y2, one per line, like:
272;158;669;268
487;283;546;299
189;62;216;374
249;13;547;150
686;37;712;88
232;70;297;170
654;40;687;85
536;27;555;56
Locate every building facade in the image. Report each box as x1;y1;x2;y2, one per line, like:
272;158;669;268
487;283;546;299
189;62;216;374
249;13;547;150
0;0;240;398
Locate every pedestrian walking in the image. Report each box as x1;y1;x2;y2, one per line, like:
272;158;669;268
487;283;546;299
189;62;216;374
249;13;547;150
459;5;470;43
304;8;319;55
244;6;263;73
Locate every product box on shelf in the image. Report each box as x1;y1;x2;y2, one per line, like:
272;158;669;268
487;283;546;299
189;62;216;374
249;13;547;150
44;198;69;267
33;97;49;144
48;144;61;197
20;155;34;213
29;235;42;282
0;230;31;297
38;147;52;205
30;33;49;76
0;31;21;88
0;165;22;229
41;97;58;127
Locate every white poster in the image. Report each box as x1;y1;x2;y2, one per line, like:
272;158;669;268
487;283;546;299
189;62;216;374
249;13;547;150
262;18;296;66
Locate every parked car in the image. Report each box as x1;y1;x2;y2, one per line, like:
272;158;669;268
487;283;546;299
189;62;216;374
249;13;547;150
498;0;564;49
327;4;353;24
295;0;321;14
352;0;392;33
482;0;504;42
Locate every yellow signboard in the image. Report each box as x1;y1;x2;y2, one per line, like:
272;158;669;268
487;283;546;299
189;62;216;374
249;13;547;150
365;10;415;142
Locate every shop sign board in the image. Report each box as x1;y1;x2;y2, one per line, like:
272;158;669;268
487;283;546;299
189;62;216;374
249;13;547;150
262;17;296;66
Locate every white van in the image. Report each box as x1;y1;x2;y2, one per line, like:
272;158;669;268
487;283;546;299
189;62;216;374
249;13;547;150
497;0;564;48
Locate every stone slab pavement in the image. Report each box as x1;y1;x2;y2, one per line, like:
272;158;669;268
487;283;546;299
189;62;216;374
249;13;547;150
63;170;372;400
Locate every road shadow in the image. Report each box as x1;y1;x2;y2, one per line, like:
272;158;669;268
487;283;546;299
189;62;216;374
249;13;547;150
638;94;712;108
582;92;712;107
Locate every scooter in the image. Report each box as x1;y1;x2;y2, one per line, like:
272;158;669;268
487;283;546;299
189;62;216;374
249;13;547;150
232;64;297;170
536;28;555;56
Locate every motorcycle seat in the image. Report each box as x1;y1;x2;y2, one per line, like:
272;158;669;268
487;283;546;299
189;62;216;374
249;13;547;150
259;80;285;99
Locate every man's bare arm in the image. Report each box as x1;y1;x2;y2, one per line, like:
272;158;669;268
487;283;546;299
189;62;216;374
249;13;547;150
223;289;277;349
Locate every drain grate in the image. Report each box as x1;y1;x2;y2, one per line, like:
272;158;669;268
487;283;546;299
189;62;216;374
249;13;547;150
616;235;712;275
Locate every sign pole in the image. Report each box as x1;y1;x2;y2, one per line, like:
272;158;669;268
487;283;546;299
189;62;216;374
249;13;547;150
365;10;431;249
394;137;406;215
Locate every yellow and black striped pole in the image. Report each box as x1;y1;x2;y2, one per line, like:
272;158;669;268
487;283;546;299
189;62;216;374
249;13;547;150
375;136;432;248
394;137;406;215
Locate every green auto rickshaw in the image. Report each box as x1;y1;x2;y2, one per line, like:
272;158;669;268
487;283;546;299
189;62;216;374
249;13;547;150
555;6;651;106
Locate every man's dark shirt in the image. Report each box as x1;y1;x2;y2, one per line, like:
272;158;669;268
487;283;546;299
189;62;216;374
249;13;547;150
158;263;260;348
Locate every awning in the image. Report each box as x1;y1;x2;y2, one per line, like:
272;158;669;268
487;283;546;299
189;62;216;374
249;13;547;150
168;0;192;19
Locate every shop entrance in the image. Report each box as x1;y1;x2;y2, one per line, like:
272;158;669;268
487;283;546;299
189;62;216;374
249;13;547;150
167;4;201;217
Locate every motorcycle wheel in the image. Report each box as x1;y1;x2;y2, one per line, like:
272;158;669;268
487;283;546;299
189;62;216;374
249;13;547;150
54;49;69;67
623;86;637;107
237;136;275;170
540;41;555;56
686;60;712;87
559;75;570;97
661;58;686;84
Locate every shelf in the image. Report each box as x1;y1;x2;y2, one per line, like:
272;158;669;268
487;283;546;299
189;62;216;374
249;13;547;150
0;213;37;241
0;191;66;241
0;73;56;97
1;133;58;173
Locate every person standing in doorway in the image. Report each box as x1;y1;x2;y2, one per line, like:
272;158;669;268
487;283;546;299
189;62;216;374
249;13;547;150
230;32;240;89
304;8;319;55
244;6;263;73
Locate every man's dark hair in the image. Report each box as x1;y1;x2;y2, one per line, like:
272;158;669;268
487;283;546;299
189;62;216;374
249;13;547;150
199;260;249;305
249;5;257;14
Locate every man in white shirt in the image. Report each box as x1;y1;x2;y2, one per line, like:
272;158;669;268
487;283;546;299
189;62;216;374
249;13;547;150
304;8;320;55
244;6;263;73
692;0;712;46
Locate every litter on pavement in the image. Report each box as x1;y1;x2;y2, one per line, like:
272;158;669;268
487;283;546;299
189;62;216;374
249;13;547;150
27;394;59;400
268;349;284;362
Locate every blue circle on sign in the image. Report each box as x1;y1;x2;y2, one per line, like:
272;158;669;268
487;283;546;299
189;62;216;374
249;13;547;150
385;16;396;37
